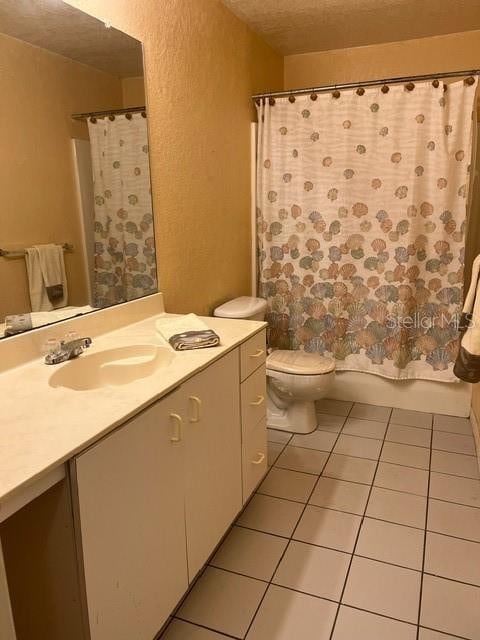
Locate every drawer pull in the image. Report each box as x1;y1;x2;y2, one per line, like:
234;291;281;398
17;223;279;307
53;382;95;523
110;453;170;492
252;452;265;465
188;395;202;423
249;348;265;359
250;395;265;407
169;413;183;443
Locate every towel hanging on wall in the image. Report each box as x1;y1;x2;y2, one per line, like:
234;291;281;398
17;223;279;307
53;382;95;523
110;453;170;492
454;254;480;382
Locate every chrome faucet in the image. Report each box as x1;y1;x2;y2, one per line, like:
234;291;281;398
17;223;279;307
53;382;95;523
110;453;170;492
45;336;92;365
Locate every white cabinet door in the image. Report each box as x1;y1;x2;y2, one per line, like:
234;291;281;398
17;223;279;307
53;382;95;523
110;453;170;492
73;390;188;640
182;350;242;580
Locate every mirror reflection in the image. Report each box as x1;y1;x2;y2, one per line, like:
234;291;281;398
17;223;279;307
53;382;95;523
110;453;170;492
0;0;158;338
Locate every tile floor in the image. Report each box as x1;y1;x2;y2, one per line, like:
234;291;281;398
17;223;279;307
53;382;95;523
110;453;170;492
161;400;480;640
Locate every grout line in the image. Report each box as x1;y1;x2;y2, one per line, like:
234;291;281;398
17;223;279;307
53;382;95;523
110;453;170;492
416;412;433;640
242;403;355;639
328;410;390;640
422;571;480;590
173;616;241;639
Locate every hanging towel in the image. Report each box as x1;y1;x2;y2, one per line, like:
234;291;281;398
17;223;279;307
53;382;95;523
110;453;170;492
454;254;480;382
25;244;68;312
155;314;220;351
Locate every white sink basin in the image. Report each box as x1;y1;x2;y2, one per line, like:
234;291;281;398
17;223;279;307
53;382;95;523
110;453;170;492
49;344;173;391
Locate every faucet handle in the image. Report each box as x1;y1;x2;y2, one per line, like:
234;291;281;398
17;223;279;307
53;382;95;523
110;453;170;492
43;337;61;356
63;330;79;344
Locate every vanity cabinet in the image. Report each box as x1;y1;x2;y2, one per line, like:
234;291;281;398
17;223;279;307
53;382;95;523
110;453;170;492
71;331;266;640
72;388;188;640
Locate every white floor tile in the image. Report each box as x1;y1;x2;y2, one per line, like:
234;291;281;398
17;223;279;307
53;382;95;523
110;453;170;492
246;584;337;640
425;531;480;586
273;541;350;601
309;477;370;515
427;499;480;543
390;408;432;429
267;429;293;445
316;413;346;433
177;567;267;638
267;442;285;467
333;606;417;640
333;434;382;460
380;441;430;470
316;398;353;417
293;504;362;552
275;445;329;475
433;414;473;435
162;620;229;639
430;450;480;480
418;629;461;640
432;431;476;455
349;403;392;422
258;467;317;503
386;424;431;448
342;417;388;440
323;454;377;484
429;472;480;508
210;526;288;581
356;517;424;570
290;429;337;452
237;494;304;538
343;556;421;623
374;462;429;496
421;574;480;639
366;487;427;528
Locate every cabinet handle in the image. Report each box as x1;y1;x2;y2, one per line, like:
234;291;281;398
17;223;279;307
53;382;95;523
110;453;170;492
249;348;264;359
188;396;202;423
169;413;183;442
252;452;265;465
250;395;265;407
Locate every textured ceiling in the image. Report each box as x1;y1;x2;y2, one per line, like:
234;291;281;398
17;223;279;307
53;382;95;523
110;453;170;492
222;0;480;55
0;0;143;77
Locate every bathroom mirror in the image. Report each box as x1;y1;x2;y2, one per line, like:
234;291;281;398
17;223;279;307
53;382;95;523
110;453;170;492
0;0;158;339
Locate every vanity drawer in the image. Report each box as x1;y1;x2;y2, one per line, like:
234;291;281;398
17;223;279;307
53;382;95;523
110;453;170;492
241;365;266;439
242;419;267;502
240;330;266;382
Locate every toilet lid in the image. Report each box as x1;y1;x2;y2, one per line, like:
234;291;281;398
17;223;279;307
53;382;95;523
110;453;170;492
267;350;335;375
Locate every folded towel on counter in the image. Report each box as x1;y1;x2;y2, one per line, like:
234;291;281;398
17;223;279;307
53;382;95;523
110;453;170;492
155;314;220;351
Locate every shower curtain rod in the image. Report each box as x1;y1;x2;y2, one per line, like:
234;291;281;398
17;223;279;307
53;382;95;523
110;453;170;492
252;69;480;100
71;105;146;121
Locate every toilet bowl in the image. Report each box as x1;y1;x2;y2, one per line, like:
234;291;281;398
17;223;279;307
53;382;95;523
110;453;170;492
213;297;336;434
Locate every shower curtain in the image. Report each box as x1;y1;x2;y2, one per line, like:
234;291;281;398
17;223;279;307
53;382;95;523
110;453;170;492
88;113;157;308
256;78;478;381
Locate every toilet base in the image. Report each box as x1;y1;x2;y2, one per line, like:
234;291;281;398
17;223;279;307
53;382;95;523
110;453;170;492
267;396;317;434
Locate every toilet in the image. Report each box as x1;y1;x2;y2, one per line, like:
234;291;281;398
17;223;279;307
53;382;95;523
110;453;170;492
214;296;336;434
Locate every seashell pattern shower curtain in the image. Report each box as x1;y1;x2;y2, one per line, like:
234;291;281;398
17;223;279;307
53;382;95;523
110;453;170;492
256;79;478;381
88;114;157;308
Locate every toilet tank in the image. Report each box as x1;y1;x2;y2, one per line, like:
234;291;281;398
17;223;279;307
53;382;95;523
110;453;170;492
213;296;267;321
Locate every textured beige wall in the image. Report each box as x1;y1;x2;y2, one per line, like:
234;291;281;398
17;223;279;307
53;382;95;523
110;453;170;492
66;0;283;315
284;30;480;89
0;32;124;319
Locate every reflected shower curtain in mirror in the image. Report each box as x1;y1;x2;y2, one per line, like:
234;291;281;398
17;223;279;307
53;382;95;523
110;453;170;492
88;114;157;307
256;79;478;381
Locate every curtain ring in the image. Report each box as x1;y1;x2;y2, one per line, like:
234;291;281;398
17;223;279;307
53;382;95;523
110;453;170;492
356;87;365;96
288;94;296;103
269;96;276;106
89;116;97;124
141;111;147;118
443;83;448;92
255;98;261;106
381;85;389;93
465;76;475;86
108;114;115;121
332;90;341;99
405;82;415;91
432;79;440;88
310;92;317;101
125;112;133;120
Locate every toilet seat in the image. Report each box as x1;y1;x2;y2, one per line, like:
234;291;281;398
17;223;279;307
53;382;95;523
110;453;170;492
267;350;335;376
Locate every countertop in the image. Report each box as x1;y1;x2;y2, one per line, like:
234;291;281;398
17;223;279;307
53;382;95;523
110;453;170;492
0;314;266;506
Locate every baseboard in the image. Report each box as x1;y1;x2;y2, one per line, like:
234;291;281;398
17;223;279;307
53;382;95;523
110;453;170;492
469;409;480;473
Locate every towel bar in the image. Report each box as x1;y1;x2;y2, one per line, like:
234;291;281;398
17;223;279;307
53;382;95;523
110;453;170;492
0;243;73;258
